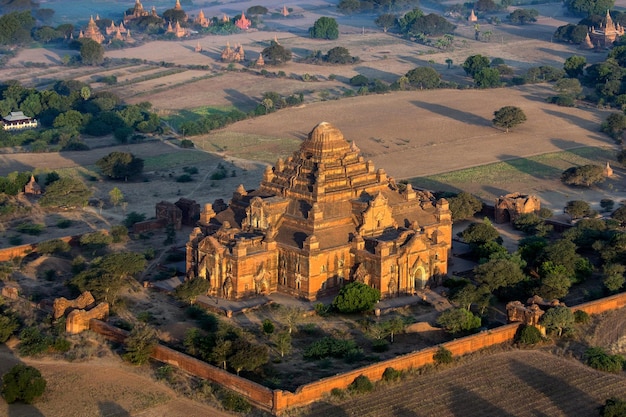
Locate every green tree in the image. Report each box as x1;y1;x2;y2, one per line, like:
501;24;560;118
174;277;210;303
433;346;453;364
385;316;405;343
601;397;626;417
1;364;46;404
540;305;575;336
448;192;483;220
516;325;544;345
375;13;397;32
0;313;19;343
262;42;292;65
325;46;353;64
564;200;593;218
79;39;104;65
39;177;92;208
561;165;605;187
474;256;527;292
309;17;339;40
229;340;269;375
554;78;582;99
602;113;626;141
123;324;157;365
507;9;538;24
332;281;381;313
474;67;501;88
564;0;615;16
408;14;456;36
109;187;124;207
492;106;527;132
36;239;71;255
338;0;362;14
603;263;625;292
563;55;586;78
461;221;499;245
436;308;481;334
463;54;490;77
538;262;572;299
211;337;233;369
272;331;292;357
585;347;625;372
96;152;144;181
405;67;441;89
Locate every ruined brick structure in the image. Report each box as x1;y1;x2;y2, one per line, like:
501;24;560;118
53;291;95;319
494;192;540;224
186;122;452;301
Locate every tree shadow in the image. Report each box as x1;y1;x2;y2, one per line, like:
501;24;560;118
542;108;605;134
223;88;257;110
497;153;561;180
448;384;517;417
509;358;600;416
301;401;351;417
98;401;130;416
410;101;491;127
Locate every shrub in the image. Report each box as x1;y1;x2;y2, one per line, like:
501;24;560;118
56;219;72;229
574;310;590;324
262;318;275;335
124;211;146;228
0;313;19;343
16;222;44;236
18;327;53;356
176;174;193;183
1;364;46;404
221;391;252;413
585;347;625;373
180;139;194;148
516;325;543;345
601;398;626;417
330;387;346;399
111;225;129;243
433;346;453;365
348;375;373;394
382;367;402;382
183;166;199;175
372;338;389;352
36;239;70;255
122;324;157;366
314;302;331;317
303;336;358;360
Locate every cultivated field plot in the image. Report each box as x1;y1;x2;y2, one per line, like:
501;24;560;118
300;350;626;417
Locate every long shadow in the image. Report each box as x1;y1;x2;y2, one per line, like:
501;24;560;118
482;185;510;198
411;100;491;127
406;177;462;194
223;88;257;110
0;157;34;177
302;401;351;417
542;108;603;132
354;65;399;82
98;401;130;416
497;153;561;180
449;384;517;417
509;358;599;416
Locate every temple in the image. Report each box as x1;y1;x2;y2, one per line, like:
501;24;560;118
79;16;105;44
194;10;210;27
221;42;245;62
124;0;151;23
589;10;624;48
235;11;251;30
186;122;452;301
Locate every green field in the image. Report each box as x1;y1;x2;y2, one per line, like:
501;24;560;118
412;147;616;193
194;131;301;164
163;105;241;131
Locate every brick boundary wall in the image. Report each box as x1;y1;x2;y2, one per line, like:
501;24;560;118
0;230;109;262
89;292;626;415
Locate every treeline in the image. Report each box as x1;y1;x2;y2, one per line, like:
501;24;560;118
0;80;160;151
338;0;419;14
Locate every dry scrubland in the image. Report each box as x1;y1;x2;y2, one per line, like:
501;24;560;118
1;0;626;416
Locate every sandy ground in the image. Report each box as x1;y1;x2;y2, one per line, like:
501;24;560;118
0;345;233;417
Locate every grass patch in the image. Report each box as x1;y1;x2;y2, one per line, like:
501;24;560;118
412;147;614;191
195;132;301;164
163;105;240;130
142;152;217;171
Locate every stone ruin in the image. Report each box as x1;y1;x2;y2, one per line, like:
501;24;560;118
66;303;110;334
52;291;95;319
52;291;109;333
506;296;567;335
494;192;541;224
133;198;200;233
1;285;19;300
175;198;201;226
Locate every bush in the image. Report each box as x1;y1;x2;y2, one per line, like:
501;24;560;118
433;346;453;365
18;327;53;356
348;375;373;394
16;222;44;236
36;239;70;254
180;139;194;148
372;338;389;352
574;310;590;324
221;391;252;413
56;219;72;229
382;367;402;382
516;325;543;345
1;364;46;404
0;313;19;343
585;347;625;373
111;225;129;243
601;398;626;417
176;174;193;183
122;324;157;365
303;336;358;360
262;318;275;335
124;211;146;228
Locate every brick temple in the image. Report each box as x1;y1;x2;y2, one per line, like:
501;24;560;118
186;122;452;300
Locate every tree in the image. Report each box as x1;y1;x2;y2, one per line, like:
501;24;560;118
585;347;625;372
602;113;626;141
1;364;46;404
408;14;456;36
561;165;605;187
272;331;292;357
309;17;339;40
96;152;144;181
436;308;481;334
109;187;124;207
211;337;232;369
332;281;381;313
433;346;453;364
538;262;572;299
461;221;499;245
563;55;586;78
463;54;490;77
247;5;268;15
474;256;527;292
279;306;303;334
350;74;369;86
262;42;292;65
601;397;626;417
539;305;575;336
603;263;625;292
385;316;405;343
492;106;527;132
229;340;269;375
123;324;157;365
174;277;210;303
564;200;593;219
554;78;582;99
474;67;501;88
79;39;104;65
507;9;538;24
564;0;615;16
448;192;483;220
325;46;353;64
0;313;19;343
405;67;441;89
338;0;362;14
375;13;397;32
39;177;92;208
